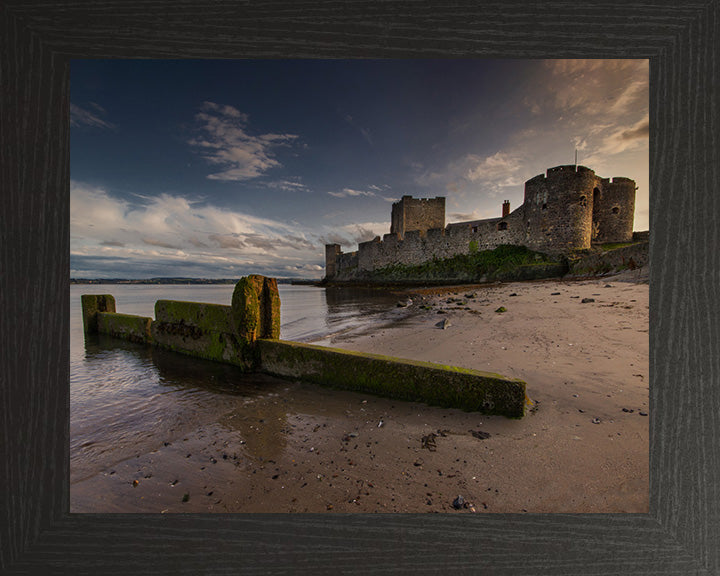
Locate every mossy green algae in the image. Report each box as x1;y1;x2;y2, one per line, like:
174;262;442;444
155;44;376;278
154;300;233;333
151;300;256;369
81;294;116;333
97;312;152;344
257;339;527;418
231;275;280;341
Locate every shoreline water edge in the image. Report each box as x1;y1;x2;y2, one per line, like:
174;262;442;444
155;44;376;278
71;267;648;513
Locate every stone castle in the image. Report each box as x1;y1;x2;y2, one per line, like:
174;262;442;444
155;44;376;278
325;164;637;280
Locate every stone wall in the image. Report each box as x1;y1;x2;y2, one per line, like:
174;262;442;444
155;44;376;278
324;244;341;279
569;242;649;276
592;178;636;243
326;164;638;280
523;165;597;253
341;207;530;278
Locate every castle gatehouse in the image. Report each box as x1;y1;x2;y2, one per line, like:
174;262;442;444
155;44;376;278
325;164;637;281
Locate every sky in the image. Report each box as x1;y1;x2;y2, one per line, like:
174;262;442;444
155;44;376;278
71;59;649;279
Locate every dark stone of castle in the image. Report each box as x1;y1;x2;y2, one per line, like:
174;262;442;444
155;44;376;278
325;164;638;281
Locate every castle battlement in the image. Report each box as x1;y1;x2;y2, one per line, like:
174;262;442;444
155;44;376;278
326;164;637;280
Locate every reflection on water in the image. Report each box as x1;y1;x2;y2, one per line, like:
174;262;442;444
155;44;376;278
70;283;409;482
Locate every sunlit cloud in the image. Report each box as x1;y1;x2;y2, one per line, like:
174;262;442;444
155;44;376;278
71;181;325;278
535;59;649;121
189;101;299;181
466;152;522;183
581;114;649;168
318;221;387;249
327;186;396;202
328;188;375;198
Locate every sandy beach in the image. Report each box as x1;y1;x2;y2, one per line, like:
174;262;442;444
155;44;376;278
71;269;648;514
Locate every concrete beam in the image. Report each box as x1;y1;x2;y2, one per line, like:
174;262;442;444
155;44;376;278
257;339;527;418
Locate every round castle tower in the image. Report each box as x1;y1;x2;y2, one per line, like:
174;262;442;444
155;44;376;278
591;177;636;244
523;165;636;252
523;165;598;252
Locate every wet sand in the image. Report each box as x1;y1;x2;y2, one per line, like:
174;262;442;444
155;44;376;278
71;269;648;514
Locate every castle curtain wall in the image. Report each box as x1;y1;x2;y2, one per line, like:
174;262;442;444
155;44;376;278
325;165;637;280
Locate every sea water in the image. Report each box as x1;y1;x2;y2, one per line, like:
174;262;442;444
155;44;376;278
70;283;407;483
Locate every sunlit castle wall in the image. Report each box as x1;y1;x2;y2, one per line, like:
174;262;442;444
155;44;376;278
390;196;445;238
324;164;638;280
592;177;636;244
523;165;597;252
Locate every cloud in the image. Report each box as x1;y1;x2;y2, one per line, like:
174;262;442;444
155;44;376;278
70;103;115;130
70;181;326;278
208;234;246;249
328;186;395;202
318;222;387;249
617;117;650;142
285;235;317;251
328;188;375;198
265;179;308;192
343;113;373;145
189;101;299;181
532;59;649;121
466;152;522;183
284;263;324;274
581;114;649;167
142;237;181;249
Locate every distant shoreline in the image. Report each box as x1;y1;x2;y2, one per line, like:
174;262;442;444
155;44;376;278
70;277;322;285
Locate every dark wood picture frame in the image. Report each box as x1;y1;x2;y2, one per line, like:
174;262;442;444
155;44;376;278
1;1;718;574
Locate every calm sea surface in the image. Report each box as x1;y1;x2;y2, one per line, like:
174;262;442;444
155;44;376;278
70;284;408;483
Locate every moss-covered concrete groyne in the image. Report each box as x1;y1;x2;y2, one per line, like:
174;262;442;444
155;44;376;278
258;340;527;417
82;275;528;417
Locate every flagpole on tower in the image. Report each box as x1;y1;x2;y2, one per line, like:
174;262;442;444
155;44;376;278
574;148;578;167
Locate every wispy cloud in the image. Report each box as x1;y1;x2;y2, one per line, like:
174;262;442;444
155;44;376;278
189;101;299;181
531;59;649;121
343;114;373;145
71;103;115;130
328;188;375;198
581;114;649;168
328;185;396;202
264;178;308;192
465;152;522;183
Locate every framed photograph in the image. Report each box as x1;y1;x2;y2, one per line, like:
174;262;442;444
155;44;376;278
2;2;717;574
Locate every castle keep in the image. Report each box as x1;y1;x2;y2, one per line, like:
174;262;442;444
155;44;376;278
325;165;637;280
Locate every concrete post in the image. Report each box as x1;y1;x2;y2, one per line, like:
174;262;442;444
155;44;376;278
81;294;116;333
231;275;281;342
